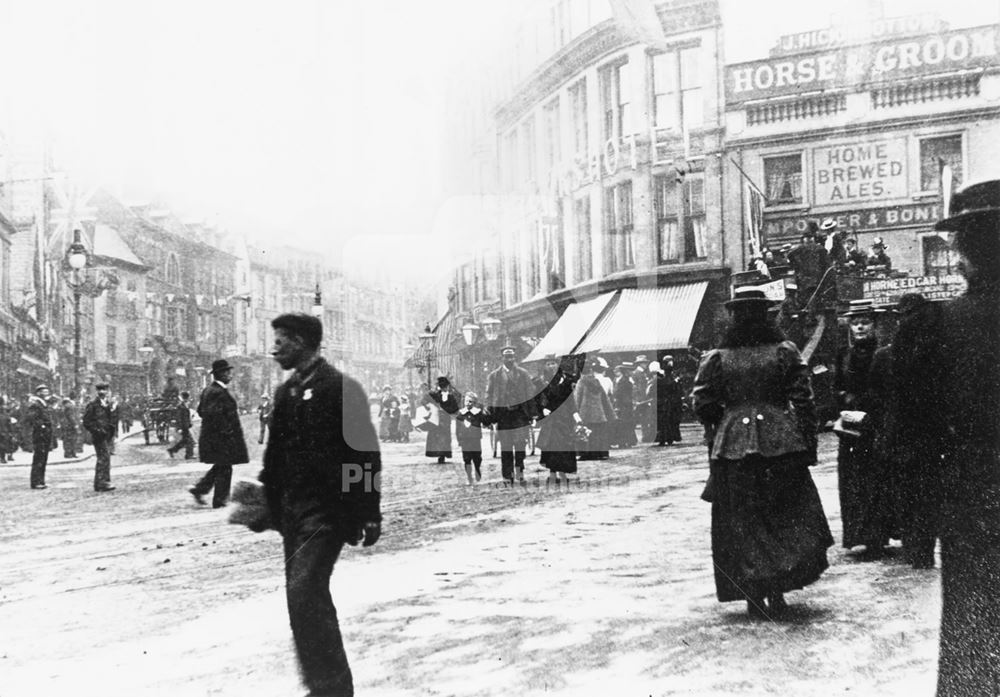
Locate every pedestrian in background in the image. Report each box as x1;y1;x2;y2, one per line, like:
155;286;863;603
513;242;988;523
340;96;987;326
892;180;1000;695
536;355;583;490
256;393;273;445
882;293;939;569
612;362;637;448
83;382;117;492
61;394;81;459
190;359;248;508
259;312;382;697
692;287;832;619
574;357;615;461
652;356;684;446
0;398;16;463
377;385;397;442
425;376;458;463
485;346;536;485
834;301;898;559
167;391;195;460
632;355;653;443
397;395;413;442
26;385;54;489
455;391;486;485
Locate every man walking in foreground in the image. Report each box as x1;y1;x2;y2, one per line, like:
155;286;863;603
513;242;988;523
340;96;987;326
260;313;382;697
83;382;117;492
190;359;248;508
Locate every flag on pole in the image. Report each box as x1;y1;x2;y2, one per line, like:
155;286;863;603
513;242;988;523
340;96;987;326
744;178;767;271
939;157;954;241
607;0;669;50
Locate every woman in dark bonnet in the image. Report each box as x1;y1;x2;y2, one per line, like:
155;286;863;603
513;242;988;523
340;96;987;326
692;287;833;619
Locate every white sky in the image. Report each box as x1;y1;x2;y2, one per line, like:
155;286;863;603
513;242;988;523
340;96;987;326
0;0;995;277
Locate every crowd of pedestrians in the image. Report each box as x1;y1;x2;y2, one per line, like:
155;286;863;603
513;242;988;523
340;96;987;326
389;344;689;489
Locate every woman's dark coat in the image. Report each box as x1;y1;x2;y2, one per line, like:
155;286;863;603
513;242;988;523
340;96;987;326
425;387;459;458
197;382;249;466
834;338;899;548
692;335;832;603
535;373;579;473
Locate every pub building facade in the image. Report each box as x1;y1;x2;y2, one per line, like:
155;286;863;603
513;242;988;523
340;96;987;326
446;0;737;384
722;14;1000;305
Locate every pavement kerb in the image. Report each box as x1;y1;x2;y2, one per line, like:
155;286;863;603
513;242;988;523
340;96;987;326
0;426;149;468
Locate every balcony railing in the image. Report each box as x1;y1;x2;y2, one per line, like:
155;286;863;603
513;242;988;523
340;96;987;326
871;73;981;109
746;93;847;126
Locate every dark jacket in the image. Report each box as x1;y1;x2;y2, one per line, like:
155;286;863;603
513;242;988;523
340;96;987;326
260;358;381;535
892;281;1000;695
25;396;53;447
197;382;249;465
485;363;536;429
454;407;487;451
83;398;116;441
574;373;615;424
787;240;829;287
692;340;816;460
176;403;192;431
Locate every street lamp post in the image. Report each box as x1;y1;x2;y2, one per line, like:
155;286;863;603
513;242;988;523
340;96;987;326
63;229;119;398
65;232;87;397
402;343;415;392
418;324;436;391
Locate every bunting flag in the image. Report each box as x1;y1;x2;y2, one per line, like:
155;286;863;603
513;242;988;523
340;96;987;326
165;293;175;302
939;157;954;241
196;294;205;305
607;0;669;50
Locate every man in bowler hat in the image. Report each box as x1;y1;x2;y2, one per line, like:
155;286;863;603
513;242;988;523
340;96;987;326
190;359;248;508
892;179;1000;695
83;382;117;491
258;312;381;696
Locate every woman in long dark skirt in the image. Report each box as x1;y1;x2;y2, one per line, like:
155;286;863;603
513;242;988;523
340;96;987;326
426;376;459;463
692;288;833;619
536;356;582;489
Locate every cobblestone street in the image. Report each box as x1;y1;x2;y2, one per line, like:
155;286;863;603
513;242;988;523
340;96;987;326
0;423;941;696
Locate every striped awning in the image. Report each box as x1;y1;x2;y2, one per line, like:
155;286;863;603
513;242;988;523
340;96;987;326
523;291;617;363
574;282;708;354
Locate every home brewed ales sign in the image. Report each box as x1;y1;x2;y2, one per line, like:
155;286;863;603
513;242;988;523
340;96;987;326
812;139;907;205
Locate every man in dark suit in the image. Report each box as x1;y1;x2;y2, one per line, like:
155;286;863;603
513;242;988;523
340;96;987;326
27;384;53;489
485;346;536;485
83;382;117;492
167;391;195;459
190;359;248;508
892;180;1000;696
259;313;381;697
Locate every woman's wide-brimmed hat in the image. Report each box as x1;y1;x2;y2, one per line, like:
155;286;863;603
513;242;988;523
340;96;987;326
841;299;886;318
724;287;776;309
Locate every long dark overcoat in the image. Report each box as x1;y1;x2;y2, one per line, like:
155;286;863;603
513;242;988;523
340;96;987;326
892;283;1000;696
692;339;832;603
535;374;579;473
834;339;899;549
197;382;249;466
260;358;381;536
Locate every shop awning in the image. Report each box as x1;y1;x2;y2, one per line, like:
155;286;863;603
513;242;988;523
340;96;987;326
524;291;617;362
574;282;709;354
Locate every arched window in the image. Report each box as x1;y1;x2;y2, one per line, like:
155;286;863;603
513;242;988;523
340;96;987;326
166;254;180;285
